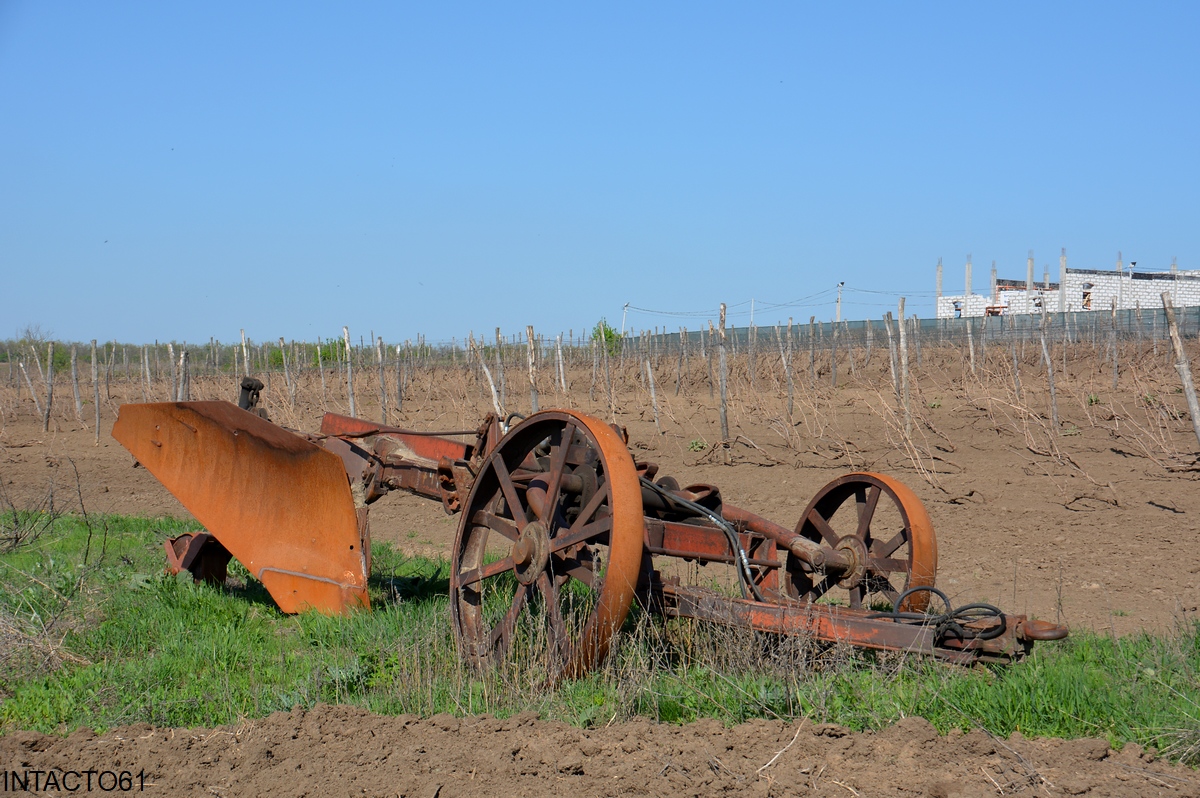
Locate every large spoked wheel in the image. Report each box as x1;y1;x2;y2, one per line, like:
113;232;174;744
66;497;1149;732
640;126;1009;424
449;410;644;681
786;472;937;612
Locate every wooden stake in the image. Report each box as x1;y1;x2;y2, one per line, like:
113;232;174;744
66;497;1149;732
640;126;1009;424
526;325;539;413
1162;293;1200;451
42;342;54;432
495;327;506;410
395;344;405;414
168;342;178;400
646;359;662;435
282;337;295;408
675;327;686;396
884;312;899;399
809;316;816;387
91;340;100;444
343;326;356;418
775;323;794;419
1039;312;1059;435
1110;297;1119;392
317;339;328;410
180;350;190;400
718;304;729;441
376;337;387;423
240;329;249;378
898;298;911;438
70;346;83;420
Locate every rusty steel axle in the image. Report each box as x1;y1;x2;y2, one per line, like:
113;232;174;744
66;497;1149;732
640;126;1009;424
113;399;1068;678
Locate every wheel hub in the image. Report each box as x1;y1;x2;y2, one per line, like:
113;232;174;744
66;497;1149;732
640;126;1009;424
834;535;869;589
513;520;550;584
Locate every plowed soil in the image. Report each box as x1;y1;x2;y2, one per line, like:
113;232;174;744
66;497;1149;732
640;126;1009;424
3;366;1200;794
3;703;1197;797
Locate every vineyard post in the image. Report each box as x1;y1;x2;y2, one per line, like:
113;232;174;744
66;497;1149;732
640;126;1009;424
912;315;921;369
749;322;757;390
343;326;356;418
556;334;566;392
1039;311;1059;435
1110;297;1119;392
105;342;113;400
240;330;249;379
70;345;83;421
646;359;662;435
316;339;328;410
884;312;898;400
811;314;820;386
675;327;685;396
42;342;54;433
706;321;716;400
91;339;100;445
1161;293;1200;450
395;344;404;414
168;343;178;400
282;337;295;408
966;316;976;377
470;338;503;419
830;319;838;388
177;350;187;401
775;323;794;420
141;346;150;402
865;319;873;366
526;325;539;413
898;298;911;438
376;337;387;423
718;304;729;441
602;324;614;422
494;328;506;411
590;337;597;402
1010;320;1023;404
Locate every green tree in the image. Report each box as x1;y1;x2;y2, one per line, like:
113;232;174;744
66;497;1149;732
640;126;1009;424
591;318;621;356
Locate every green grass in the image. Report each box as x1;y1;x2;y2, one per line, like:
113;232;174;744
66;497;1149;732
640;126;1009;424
3;511;1200;763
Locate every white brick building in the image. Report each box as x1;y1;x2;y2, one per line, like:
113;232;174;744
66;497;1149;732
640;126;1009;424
935;256;1200;318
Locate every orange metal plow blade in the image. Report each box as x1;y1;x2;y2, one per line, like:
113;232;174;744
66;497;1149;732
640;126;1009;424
113;401;368;614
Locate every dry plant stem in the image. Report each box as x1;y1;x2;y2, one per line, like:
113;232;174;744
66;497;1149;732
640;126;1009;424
1162;293;1200;450
525;325;539;413
884;312;898;399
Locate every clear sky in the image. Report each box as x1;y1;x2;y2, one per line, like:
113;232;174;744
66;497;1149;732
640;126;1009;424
2;2;1196;345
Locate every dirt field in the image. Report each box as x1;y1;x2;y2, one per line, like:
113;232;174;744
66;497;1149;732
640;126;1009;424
3;346;1200;794
2;703;1197;797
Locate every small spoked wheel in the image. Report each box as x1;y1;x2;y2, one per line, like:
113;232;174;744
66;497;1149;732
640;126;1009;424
449;410;644;681
786;472;937;612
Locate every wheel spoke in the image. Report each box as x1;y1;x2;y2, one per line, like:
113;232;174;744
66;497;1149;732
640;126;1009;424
855;486;881;538
867;557;907;574
870;529;907;559
807;509;840;546
492;455;528;528
471;510;520;542
538;422;576;526
457;556;516;588
537;571;571;664
551;550;596;586
550;515;612;554
488;583;532;656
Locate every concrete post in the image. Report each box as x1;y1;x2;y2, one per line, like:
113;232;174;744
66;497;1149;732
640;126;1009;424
1026;251;1035;314
965;255;973;299
1059;248;1068;312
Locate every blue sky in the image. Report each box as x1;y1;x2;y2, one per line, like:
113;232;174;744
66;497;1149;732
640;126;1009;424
2;2;1196;344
